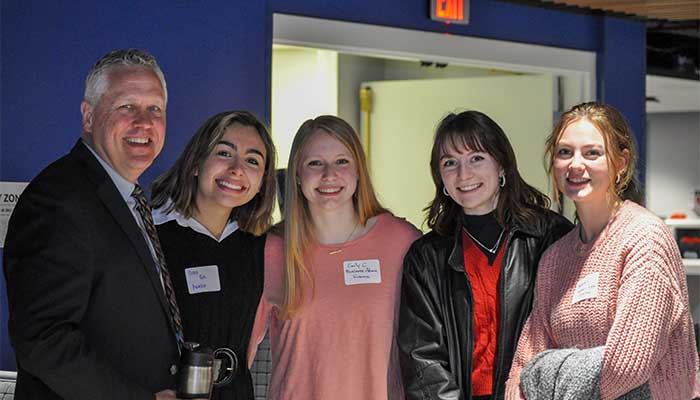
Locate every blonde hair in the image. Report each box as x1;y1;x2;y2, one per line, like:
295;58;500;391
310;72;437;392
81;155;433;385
280;115;387;318
544;102;642;209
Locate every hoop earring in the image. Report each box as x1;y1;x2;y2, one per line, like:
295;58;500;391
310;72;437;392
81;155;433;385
499;175;506;188
615;174;621;184
442;186;450;197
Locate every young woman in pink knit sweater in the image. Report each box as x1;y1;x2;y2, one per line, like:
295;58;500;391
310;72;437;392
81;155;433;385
506;102;700;400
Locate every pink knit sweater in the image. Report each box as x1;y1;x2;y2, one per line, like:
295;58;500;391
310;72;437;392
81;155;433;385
506;201;700;400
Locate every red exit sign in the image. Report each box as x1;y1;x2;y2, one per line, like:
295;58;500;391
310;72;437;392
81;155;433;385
431;0;469;25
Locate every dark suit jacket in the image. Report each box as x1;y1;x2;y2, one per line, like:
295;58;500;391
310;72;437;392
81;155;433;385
4;140;179;399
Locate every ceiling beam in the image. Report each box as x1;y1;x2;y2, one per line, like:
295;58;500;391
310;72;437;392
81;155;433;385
542;0;700;21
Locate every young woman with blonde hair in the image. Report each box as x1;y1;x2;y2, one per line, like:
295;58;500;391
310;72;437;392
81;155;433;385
506;102;700;399
250;115;420;399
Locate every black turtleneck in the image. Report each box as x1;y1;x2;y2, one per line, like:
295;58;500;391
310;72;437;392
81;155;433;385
462;212;506;265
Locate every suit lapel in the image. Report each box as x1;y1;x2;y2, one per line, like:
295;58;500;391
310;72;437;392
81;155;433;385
70;141;175;336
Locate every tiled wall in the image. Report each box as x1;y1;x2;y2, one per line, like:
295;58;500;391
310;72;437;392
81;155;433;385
250;334;271;399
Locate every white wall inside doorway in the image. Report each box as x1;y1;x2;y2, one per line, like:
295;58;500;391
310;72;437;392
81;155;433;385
273;47;553;159
271;46;338;168
646;112;700;218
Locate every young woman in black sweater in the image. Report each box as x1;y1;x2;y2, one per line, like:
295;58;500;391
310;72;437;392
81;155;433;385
151;111;277;400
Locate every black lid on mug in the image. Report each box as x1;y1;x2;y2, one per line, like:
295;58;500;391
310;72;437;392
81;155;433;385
181;342;214;367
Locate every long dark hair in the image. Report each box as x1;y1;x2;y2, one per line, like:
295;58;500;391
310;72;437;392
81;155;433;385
426;111;550;235
151;110;277;235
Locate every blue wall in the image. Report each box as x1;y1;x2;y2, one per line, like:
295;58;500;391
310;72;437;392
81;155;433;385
598;16;648;176
0;0;645;370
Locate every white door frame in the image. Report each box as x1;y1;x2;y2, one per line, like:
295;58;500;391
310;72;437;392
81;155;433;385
273;13;596;104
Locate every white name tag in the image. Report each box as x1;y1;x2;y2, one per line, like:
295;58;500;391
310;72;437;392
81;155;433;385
343;259;381;285
185;265;221;294
572;272;599;304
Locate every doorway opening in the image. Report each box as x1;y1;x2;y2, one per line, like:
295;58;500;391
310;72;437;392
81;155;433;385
270;14;595;226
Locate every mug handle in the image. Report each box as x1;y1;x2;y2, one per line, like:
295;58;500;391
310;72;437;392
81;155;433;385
212;347;238;387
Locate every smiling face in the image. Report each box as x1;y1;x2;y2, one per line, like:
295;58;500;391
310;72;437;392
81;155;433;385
553;119;622;206
299;130;358;216
440;141;503;215
195;123;266;216
81;66;166;182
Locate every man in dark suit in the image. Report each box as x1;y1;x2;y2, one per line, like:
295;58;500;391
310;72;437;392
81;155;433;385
4;49;180;399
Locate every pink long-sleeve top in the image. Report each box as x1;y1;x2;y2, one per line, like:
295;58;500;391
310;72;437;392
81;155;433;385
248;213;421;400
506;201;700;400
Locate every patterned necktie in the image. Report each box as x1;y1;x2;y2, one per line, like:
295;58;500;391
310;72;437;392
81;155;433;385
131;184;185;349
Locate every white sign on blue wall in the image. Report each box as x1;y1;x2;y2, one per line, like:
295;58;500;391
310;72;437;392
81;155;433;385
0;182;29;248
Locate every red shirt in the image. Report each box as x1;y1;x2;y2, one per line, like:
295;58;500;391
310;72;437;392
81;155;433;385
462;231;506;396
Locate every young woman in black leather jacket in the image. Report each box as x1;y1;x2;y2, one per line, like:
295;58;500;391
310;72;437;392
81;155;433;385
397;111;572;400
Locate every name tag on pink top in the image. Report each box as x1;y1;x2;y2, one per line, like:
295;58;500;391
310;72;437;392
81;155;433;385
343;259;381;285
572;272;599;304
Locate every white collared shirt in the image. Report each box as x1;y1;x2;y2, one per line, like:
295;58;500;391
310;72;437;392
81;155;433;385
153;199;239;242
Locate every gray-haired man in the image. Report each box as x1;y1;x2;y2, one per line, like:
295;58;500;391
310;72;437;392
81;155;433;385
5;49;179;400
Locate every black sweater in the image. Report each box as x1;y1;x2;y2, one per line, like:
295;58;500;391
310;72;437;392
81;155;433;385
157;221;265;400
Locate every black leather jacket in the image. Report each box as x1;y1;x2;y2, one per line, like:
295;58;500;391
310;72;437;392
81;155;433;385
398;208;573;400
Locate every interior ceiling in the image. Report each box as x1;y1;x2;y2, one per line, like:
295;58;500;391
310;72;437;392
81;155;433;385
541;0;700;21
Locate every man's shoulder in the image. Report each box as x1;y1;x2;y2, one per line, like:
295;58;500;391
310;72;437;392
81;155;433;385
32;151;82;183
25;145;97;199
5;148;101;254
15;148;104;222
